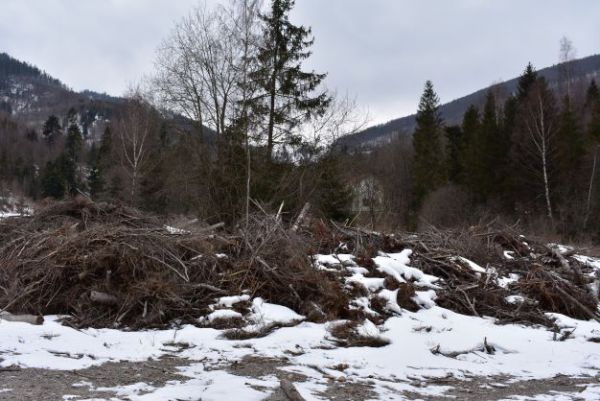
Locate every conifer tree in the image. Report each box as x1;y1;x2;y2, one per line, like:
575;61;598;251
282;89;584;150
87;149;104;200
512;77;558;219
40;159;66;199
480;91;502;198
88;126;113;199
315;153;352;222
65;122;83;162
412;80;445;206
556;95;584;197
585;80;600;224
63;121;83;194
516;63;538;101
42;115;61;147
460;105;483;196
252;0;330;159
444;125;463;183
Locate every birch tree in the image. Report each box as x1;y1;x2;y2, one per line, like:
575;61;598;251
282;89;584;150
514;78;558;220
558;36;577;97
114;92;159;205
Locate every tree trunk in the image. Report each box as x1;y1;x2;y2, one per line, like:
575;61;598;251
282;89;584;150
542;147;553;220
267;83;276;159
538;94;553;221
584;146;598;228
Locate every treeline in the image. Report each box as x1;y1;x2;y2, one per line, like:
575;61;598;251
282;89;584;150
0;0;354;225
357;63;600;241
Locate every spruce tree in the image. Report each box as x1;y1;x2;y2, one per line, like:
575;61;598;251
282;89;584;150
516;63;538;101
587;80;600;142
585;80;600;225
40;159;66;199
445;125;463;184
480;91;503;198
252;0;330;159
88;127;113;199
316;153;352;221
512;77;558;219
412;80;445;207
42;115;61;147
587;79;599;105
460;105;483;196
556;95;584;189
65;122;83;162
63;121;83;195
88;144;104;199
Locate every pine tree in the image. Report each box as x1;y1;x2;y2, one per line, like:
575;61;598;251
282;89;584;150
516;63;538;101
412;80;445;207
63;121;83;194
40;159;66;199
587;79;599;105
65;122;83;162
460;105;483;196
316;153;352;221
66;107;78;126
556;95;584;193
512;77;558;219
42;115;61;147
584;80;600;226
444;125;463;183
480;91;502;198
252;0;330;159
88;126;113;199
587;80;600;143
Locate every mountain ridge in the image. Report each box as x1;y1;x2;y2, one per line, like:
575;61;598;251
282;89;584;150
339;53;600;149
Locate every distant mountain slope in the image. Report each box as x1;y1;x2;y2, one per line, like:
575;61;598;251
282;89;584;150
340;54;600;149
0;52;125;139
0;52;214;142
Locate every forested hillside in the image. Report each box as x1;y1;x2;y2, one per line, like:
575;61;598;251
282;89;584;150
340;53;600;149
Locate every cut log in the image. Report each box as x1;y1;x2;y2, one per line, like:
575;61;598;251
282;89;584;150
90;290;118;305
0;311;44;325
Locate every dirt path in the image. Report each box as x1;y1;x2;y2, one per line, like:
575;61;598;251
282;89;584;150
0;356;598;401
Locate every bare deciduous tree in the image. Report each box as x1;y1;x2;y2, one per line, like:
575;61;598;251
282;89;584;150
114;91;159;205
154;1;262;137
558;36;577;97
305;91;369;156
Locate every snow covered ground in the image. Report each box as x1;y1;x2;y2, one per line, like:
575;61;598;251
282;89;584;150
2;249;600;400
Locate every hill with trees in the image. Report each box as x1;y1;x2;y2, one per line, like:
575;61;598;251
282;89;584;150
339;53;600;149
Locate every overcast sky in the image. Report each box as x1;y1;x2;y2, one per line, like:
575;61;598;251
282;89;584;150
1;0;599;125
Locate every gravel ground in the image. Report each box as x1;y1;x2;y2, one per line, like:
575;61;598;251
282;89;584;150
1;355;599;401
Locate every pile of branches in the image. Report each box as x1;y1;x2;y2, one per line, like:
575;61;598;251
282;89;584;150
308;220;600;327
395;225;599;326
0;198;348;328
1;199;598;330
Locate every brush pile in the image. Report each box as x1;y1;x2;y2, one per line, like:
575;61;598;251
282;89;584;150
1;198;599;331
312;222;600;328
0;198;347;328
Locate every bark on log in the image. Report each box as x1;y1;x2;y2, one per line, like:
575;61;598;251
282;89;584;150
0;311;44;325
292;203;310;232
280;380;307;401
90;290;118;305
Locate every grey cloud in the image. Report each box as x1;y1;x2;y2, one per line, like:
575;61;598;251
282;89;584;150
1;0;599;125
